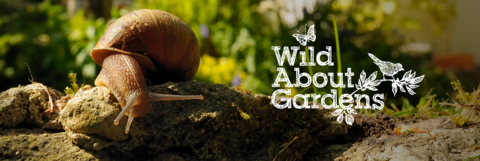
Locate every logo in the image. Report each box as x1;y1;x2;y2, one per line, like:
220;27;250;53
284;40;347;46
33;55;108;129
292;24;316;46
271;25;424;125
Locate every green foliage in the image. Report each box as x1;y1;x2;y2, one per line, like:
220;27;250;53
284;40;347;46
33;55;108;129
0;1;113;91
378;88;455;119
0;0;464;111
450;80;480;106
237;108;251;120
410;0;456;35
133;0;276;92
382;80;480;127
332;16;343;97
464;154;480;161
442;80;480;126
64;71;79;95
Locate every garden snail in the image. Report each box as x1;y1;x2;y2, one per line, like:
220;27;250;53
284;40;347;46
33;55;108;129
90;9;203;134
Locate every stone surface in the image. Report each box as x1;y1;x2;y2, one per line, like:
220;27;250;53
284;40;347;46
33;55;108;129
335;117;480;161
1;82;479;160
59;85;129;141
0;128;97;160
0;82;347;160
0;83;62;129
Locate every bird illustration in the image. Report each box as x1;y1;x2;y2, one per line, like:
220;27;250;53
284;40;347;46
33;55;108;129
368;53;404;80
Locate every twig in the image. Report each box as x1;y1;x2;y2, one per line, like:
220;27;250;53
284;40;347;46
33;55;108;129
390;103;400;112
273;136;298;161
364;142;382;157
39;83;55;113
25;63;36;83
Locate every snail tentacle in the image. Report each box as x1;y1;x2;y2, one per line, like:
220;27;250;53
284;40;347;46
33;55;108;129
149;93;203;101
126;108;135;134
114;94;136;125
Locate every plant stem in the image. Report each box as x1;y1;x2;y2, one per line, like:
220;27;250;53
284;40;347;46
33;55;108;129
350;89;359;95
305;46;318;94
332;16;342;97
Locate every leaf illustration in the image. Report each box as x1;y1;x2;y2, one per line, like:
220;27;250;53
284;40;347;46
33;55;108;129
409;75;424;84
408;84;419;89
402;70;412;81
371;80;382;86
364;77;371;85
337;113;344;124
331;109;344;116
392;82;398;96
397;83;406;93
362;86;367;91
345;114;354;125
346;108;357;114
406;86;416;95
357;80;362;88
357;82;366;91
409;71;416;80
367;71;378;82
360;70;366;83
366;85;378;91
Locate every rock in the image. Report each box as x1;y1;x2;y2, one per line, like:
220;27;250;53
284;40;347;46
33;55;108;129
2;82;479;160
58;81;347;160
59;85;129;141
0;128;97;160
336;117;480;161
0;83;62;129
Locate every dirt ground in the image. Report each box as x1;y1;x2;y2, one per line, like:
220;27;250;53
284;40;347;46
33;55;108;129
1;82;479;160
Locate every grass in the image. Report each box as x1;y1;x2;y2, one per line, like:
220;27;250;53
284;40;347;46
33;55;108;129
332;16;343;97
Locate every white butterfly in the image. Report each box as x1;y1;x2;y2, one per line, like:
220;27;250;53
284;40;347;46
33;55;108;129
292;25;316;46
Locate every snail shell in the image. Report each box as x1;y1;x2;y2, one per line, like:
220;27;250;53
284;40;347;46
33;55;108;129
91;9;200;84
90;9;203;134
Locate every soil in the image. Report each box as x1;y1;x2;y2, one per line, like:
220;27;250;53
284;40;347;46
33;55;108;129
1;82;479;160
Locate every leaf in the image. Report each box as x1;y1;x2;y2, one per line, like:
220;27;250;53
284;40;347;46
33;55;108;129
64;87;75;95
345;114;354;125
402;70;412;81
392;82;398;96
357;82;366;91
337;113;344;124
368;71;378;82
409;71;416;80
409;75;424;84
357;80;362;88
331;109;344;116
397;83;406;93
366;85;378;91
364;77;371;85
371;80;382;86
406;87;416;95
361;86;367;91
360;70;366;83
364;71;377;85
346;108;357;114
408;84;419;89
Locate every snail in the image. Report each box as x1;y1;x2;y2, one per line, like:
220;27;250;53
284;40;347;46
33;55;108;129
90;9;203;134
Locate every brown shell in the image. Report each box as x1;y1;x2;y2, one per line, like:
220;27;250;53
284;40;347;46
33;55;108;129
90;9;200;84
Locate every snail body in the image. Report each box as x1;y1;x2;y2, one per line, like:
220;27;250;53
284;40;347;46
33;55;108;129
90;9;203;134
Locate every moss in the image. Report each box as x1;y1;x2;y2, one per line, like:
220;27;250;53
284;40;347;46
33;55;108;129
64;71;80;96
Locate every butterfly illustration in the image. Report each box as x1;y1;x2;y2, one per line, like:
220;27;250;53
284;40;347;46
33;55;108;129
292;25;316;46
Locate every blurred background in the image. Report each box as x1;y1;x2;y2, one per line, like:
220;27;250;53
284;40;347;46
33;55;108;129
0;0;479;106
